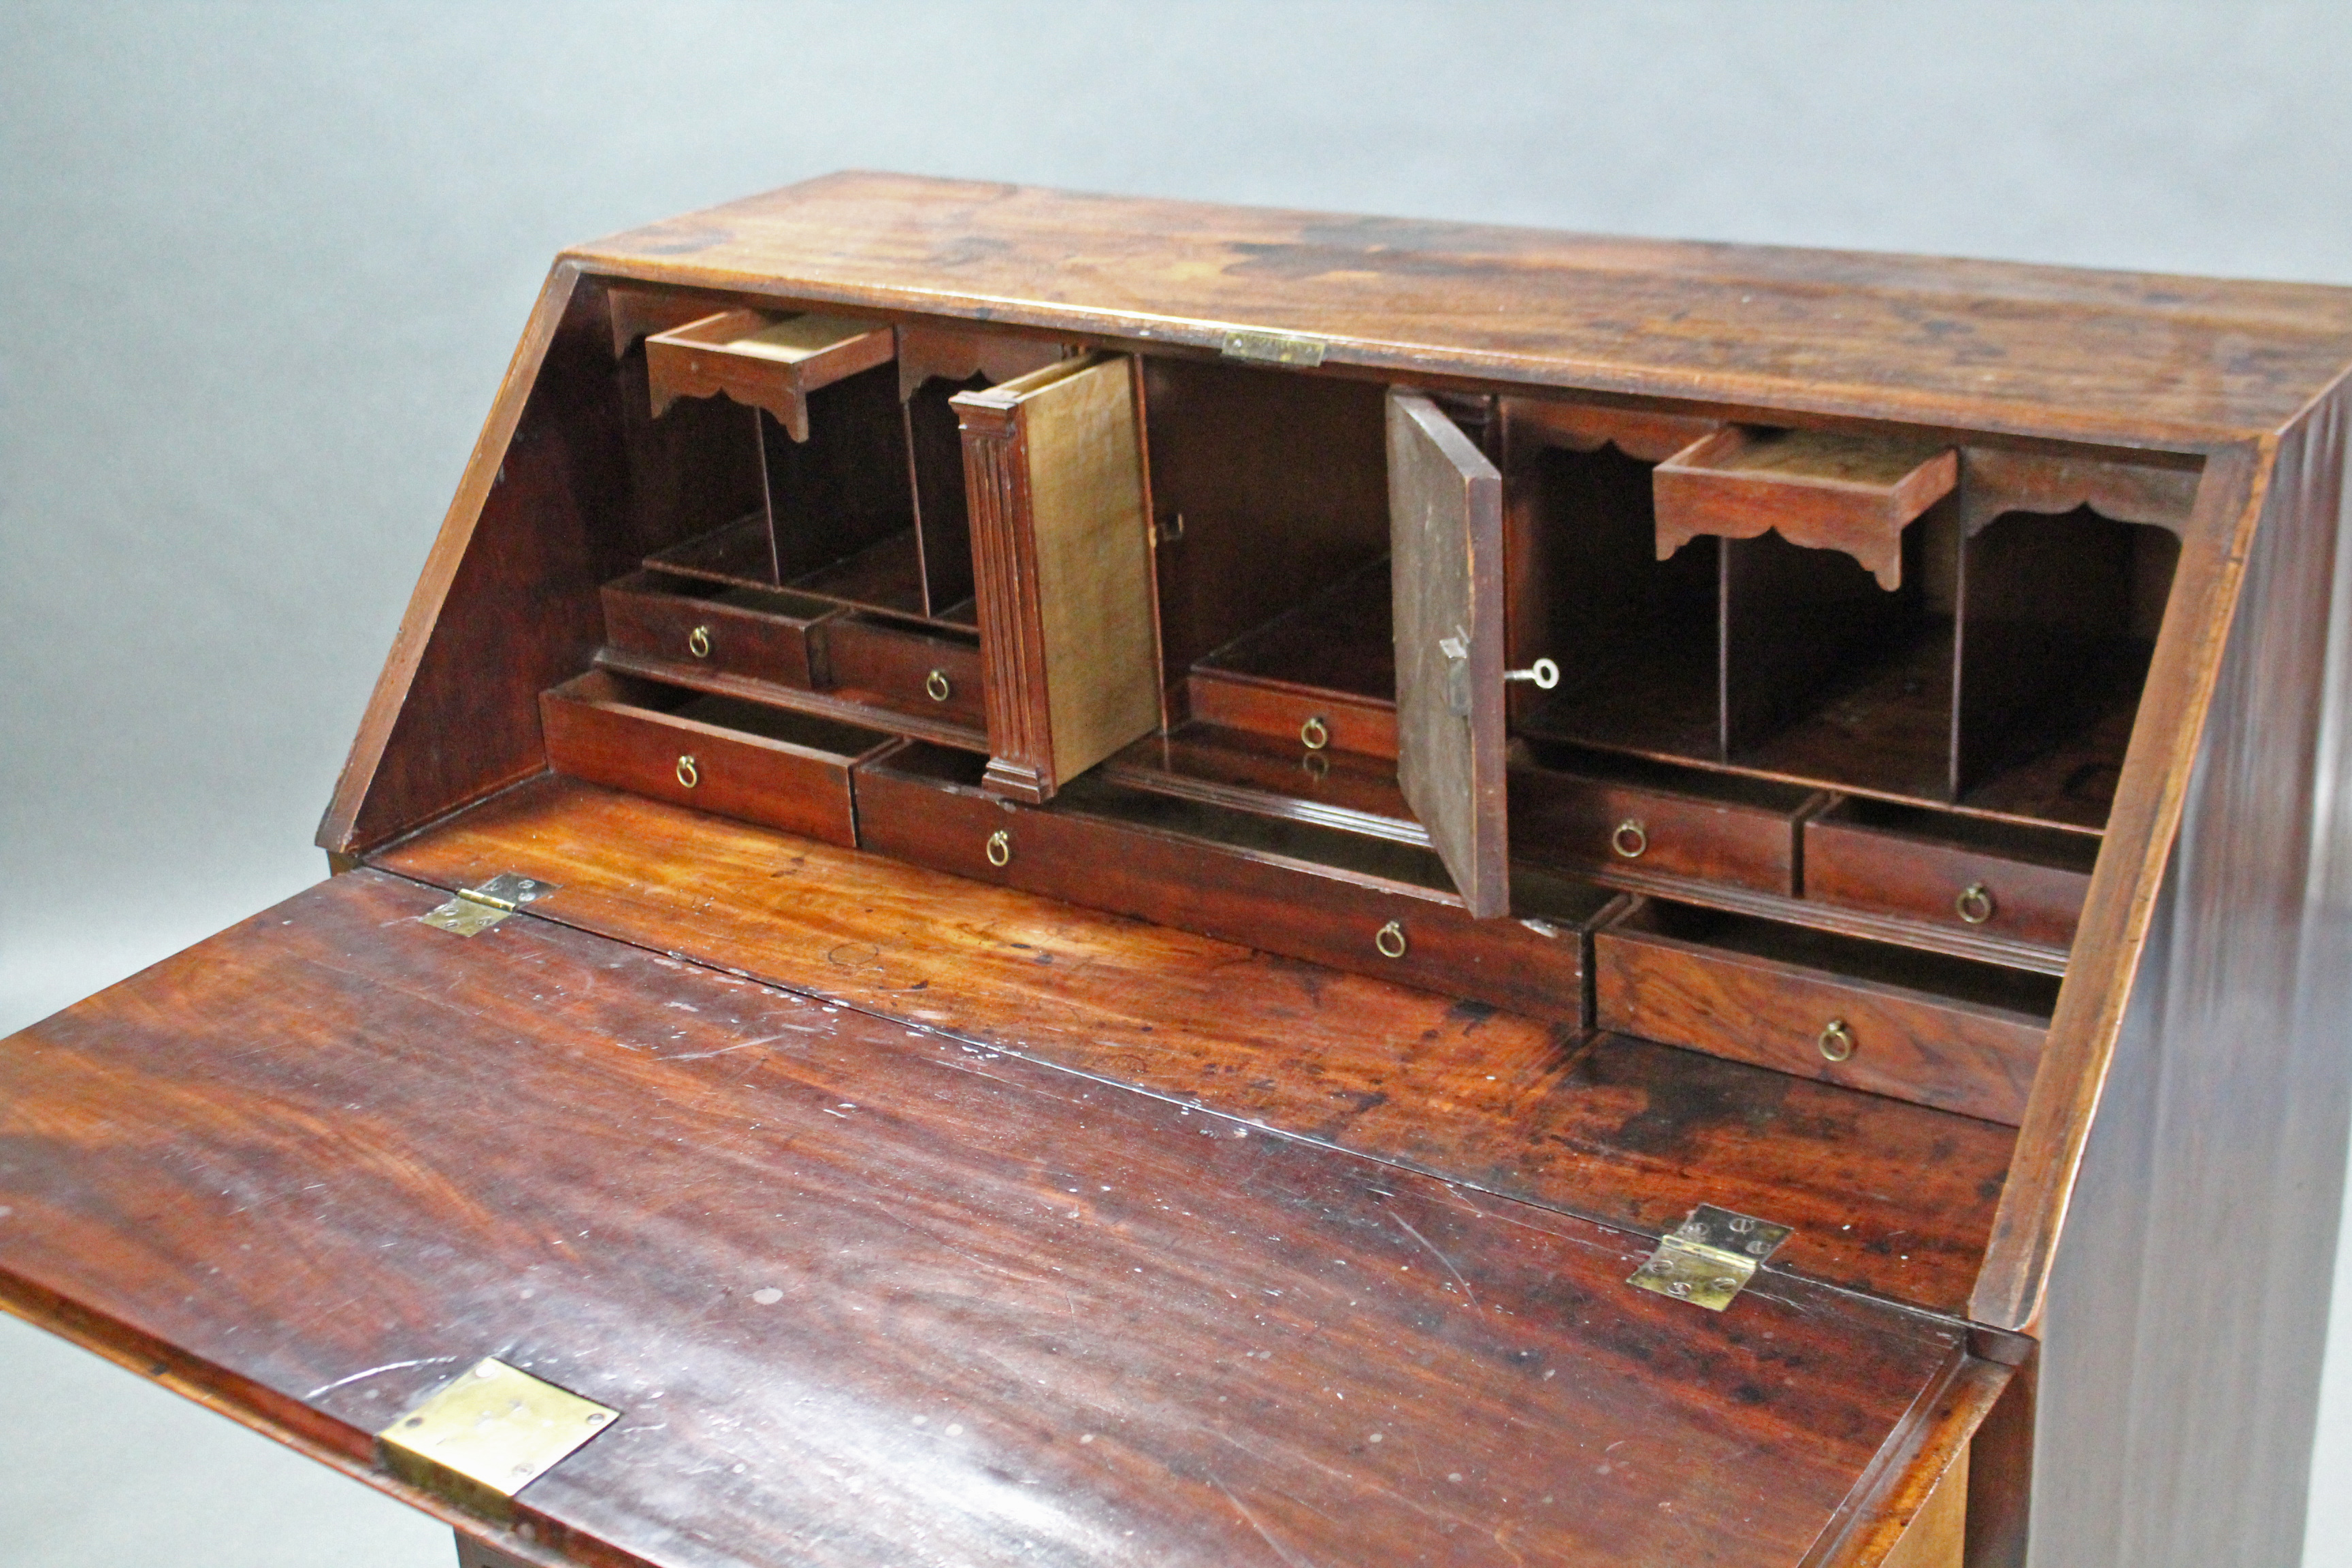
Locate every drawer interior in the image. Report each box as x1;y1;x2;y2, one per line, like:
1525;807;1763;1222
546;668;897;760
1612;898;2062;1022
1808;793;2102;872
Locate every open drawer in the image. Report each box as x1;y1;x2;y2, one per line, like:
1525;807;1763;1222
1595;898;2057;1124
856;742;1616;1026
0;868;2016;1568
540;669;896;845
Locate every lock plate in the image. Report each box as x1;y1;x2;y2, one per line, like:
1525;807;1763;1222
1628;1204;1793;1311
378;1357;619;1522
421;873;557;936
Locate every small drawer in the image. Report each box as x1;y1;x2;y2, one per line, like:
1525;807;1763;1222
645;309;896;440
819;615;987;730
602;570;836;689
856;745;1616;1026
1803;796;2096;952
541;671;894;847
1593;900;2055;1124
1510;753;1820;896
1186;672;1398;761
1654;425;1957;591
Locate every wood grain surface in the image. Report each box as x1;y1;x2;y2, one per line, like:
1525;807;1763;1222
0;868;2002;1568
568;172;2352;447
374;774;2014;1315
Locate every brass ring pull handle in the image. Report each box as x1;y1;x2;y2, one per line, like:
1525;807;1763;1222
1955;882;1995;926
925;669;952;703
1612;819;1648;859
985;829;1012;868
1818;1018;1856;1062
687;625;713;659
1300;715;1330;751
675;754;700;789
1503;657;1561;689
1374;920;1408;959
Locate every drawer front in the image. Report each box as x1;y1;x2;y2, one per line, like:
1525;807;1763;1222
1804;819;2090;951
856;765;1588;1025
1512;771;1799;895
1592;926;2041;1124
542;690;860;847
1186;674;1399;761
602;578;819;689
821;617;987;729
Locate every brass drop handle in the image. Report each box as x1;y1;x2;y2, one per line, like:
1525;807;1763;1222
1374;920;1408;959
1818;1019;1856;1062
1612;819;1649;859
1301;715;1330;751
1956;882;1996;926
985;829;1012;868
687;625;713;659
925;669;953;703
675;754;700;789
1503;657;1561;689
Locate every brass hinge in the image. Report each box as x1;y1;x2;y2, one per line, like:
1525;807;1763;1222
1629;1204;1792;1311
378;1357;618;1522
1220;328;1328;368
421;872;557;936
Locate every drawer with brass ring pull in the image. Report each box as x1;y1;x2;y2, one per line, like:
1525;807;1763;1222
1510;747;1820;897
601;569;836;689
1593;897;2054;1124
853;742;1618;1027
817;613;987;730
1801;794;2097;954
539;670;895;847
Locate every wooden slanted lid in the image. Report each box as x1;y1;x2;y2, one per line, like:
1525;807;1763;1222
0;867;2006;1567
568;171;2352;448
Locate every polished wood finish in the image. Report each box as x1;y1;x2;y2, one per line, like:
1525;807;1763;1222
0;868;2010;1568
376;774;2016;1316
957;356;1160;802
571;173;2352;445
644;308;895;440
1656;426;1959;591
819;613;987;730
1390;390;1509;915
599;568;832;690
82;172;2352;1563
1595;900;2054;1124
855;743;1613;1027
1098;723;1424;847
1512;750;1820;896
539;670;889;846
1803;796;2094;955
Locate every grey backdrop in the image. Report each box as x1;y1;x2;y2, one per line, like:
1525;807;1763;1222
3;3;2347;1563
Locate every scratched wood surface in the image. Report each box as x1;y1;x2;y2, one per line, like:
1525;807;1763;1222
1;868;1984;1568
375;775;2013;1316
568;172;2352;448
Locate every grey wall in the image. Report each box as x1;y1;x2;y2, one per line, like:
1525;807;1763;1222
2;3;2347;1563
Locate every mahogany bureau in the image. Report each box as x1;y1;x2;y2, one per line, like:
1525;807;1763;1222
4;173;2349;1568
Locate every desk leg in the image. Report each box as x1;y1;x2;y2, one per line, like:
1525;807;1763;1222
453;1529;536;1568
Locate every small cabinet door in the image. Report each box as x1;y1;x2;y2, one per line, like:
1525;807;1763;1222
1389;389;1509;917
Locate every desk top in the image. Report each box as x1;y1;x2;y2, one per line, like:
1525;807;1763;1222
0;866;1999;1568
571;171;2352;449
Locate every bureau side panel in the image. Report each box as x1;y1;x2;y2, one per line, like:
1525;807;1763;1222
2031;382;2352;1567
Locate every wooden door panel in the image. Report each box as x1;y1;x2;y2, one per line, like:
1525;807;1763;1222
1390;389;1508;916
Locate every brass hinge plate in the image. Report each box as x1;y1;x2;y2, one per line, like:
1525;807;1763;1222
1220;328;1328;368
378;1357;619;1521
1629;1204;1793;1311
422;873;557;936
